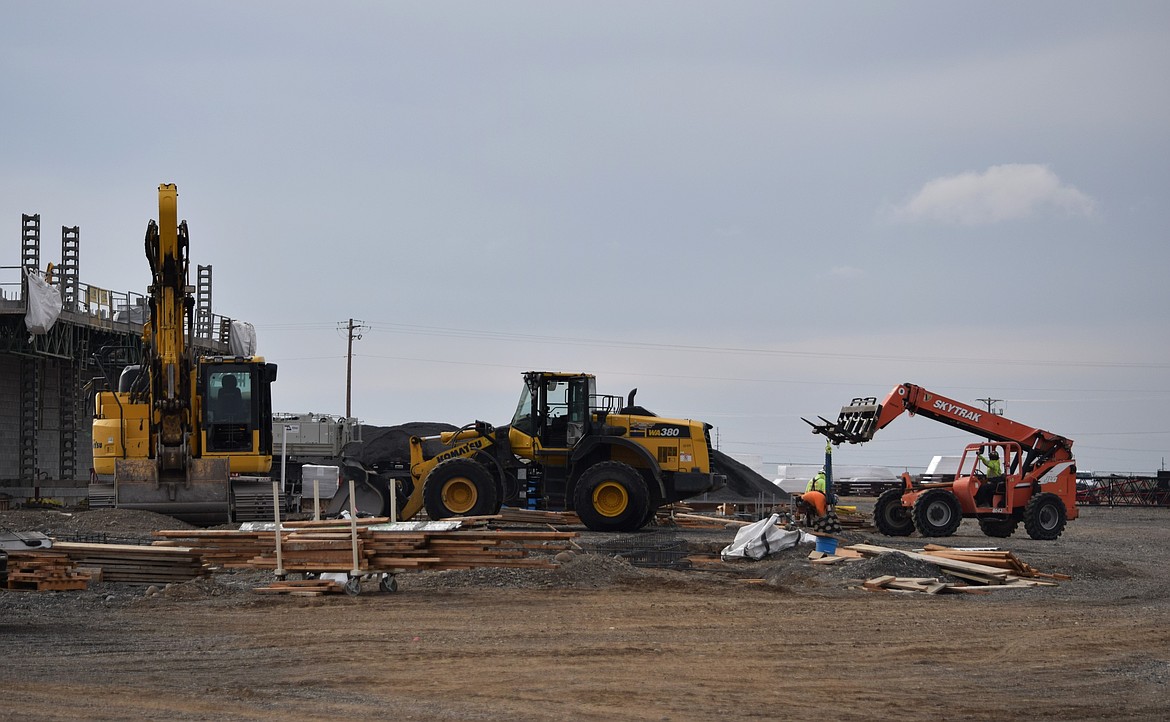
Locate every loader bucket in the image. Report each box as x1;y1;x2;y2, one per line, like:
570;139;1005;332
803;397;882;445
114;457;232;526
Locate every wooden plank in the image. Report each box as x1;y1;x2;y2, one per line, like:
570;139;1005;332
849;544;1012;580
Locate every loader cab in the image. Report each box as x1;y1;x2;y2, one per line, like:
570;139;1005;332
510;372;594;449
200;358;278;456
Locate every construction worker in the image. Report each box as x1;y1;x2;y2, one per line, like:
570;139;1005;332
806;467;827;494
975;447;1005;506
800;467;829;518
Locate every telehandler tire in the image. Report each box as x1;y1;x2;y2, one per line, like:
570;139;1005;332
1023;492;1067;540
911;488;962;537
978;517;1018;538
873;487;915;536
573;461;651;532
423;458;500;520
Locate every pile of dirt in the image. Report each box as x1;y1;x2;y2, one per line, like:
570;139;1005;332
0;508;193;542
353;421;459;469
400;551;645;592
832;551;945;580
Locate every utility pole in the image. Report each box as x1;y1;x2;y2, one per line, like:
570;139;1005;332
976;396;1003;415
976;396;1003;443
341;319;367;418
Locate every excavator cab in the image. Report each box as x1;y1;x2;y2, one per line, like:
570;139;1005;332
198;357;278;470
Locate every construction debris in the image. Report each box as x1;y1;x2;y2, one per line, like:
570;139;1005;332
844;542;1069;594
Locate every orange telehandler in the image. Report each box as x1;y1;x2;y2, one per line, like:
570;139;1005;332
805;382;1077;540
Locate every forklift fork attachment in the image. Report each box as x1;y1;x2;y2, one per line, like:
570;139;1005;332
803;396;881;445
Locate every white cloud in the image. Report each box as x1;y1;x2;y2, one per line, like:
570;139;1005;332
892;164;1096;225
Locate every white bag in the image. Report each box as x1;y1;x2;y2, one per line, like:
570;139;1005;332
228;320;257;356
720;513;811;561
24;270;63;335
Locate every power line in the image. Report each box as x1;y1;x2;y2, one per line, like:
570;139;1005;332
355;320;1170;370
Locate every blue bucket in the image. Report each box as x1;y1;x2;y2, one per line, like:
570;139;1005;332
814;536;838;555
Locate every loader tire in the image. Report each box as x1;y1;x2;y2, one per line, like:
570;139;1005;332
978;517;1018;538
911;489;962;537
873;488;914;537
573;461;651;533
423;458;500;520
1023;492;1067;541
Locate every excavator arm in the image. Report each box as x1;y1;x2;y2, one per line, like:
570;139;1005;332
143;183;196;471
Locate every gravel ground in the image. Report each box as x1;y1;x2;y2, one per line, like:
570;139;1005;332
2;501;1168;720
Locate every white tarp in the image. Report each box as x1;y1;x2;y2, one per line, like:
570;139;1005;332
24;270;62;335
228;320;257;356
720;513;814;561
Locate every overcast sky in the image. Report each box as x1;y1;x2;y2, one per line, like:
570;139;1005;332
3;2;1168;475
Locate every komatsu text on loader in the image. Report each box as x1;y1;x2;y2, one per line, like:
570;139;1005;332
91;184;278;525
805;382;1077;540
329;371;725;532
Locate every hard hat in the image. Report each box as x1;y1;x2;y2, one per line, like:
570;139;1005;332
989;451;999;459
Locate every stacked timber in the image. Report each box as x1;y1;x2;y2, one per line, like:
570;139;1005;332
4;550;91;591
918;544;1071;580
52;541;209;585
252;578;345;596
153;519;577;574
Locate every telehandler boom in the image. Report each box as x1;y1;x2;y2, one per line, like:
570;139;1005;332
805;382;1077;540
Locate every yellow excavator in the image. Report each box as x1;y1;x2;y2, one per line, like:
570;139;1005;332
91;184;278;524
329;371;725;531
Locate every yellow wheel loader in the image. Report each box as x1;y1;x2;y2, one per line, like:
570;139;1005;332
330;371;726;532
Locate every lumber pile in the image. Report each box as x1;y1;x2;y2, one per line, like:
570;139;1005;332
668;513;752;529
848;543;1068;594
4;550;91;591
919;544;1071;580
153;519;578;574
251;579;345;596
51;541;209;585
861;574;1057;595
497;507;580;525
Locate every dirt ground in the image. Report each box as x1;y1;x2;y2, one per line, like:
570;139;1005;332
2;501;1168;721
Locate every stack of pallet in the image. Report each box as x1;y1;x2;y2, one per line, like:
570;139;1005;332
5;550;91;591
153;519;578;574
52;541;209;585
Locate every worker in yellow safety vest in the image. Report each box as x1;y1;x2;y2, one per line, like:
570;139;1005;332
974;447;1006;506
